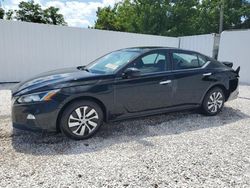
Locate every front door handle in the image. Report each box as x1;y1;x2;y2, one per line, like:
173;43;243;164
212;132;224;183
203;73;212;76
159;80;172;85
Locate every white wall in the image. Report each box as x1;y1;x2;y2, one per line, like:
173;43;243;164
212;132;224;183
0;20;179;82
179;34;219;58
218;30;250;84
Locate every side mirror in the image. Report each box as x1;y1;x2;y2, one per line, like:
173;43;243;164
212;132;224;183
123;67;140;78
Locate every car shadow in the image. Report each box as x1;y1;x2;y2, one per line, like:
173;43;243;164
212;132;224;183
11;106;250;156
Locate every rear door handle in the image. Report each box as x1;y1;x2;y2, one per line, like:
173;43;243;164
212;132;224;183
203;73;212;76
159;80;172;85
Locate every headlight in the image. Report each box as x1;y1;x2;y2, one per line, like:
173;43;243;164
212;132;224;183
17;89;60;103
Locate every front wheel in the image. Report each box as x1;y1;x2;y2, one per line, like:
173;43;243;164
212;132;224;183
202;87;225;116
60;100;104;140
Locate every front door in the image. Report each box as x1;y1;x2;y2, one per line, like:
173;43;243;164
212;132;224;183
114;50;173;113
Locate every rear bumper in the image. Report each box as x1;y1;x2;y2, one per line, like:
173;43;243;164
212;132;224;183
228;86;239;101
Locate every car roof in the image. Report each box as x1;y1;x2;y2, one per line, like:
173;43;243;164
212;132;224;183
118;47;200;55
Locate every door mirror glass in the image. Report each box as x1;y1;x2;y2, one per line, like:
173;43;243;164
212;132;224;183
123;67;141;78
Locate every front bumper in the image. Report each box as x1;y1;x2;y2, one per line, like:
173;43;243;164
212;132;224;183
12;100;61;132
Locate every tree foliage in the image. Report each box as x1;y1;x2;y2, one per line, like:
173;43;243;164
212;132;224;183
43;7;66;25
0;8;4;19
2;0;67;25
94;0;250;36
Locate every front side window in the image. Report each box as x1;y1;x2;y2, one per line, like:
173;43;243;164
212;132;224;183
198;54;208;67
86;51;140;74
172;52;201;70
129;52;168;74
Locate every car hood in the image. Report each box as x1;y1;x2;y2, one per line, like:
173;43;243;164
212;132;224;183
12;67;103;96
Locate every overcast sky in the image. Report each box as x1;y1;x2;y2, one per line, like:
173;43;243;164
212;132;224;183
2;0;122;27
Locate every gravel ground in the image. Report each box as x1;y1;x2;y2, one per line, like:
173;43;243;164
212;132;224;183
0;84;250;188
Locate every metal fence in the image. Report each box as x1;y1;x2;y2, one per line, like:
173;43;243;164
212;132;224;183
218;30;250;84
0;20;179;82
179;34;219;58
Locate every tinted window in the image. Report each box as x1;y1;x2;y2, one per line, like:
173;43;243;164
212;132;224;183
142;54;158;64
129;52;168;74
198;54;208;67
173;52;200;70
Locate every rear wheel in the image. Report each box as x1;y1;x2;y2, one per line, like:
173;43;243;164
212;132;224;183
60;100;103;140
202;87;225;116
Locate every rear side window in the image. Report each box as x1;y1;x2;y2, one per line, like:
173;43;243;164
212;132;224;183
172;52;200;70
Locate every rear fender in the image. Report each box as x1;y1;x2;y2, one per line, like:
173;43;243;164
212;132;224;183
200;82;229;104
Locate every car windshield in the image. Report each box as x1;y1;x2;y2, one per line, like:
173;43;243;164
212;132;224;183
86;51;140;74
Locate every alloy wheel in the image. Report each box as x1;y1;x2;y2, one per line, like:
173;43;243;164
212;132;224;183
68;106;99;136
207;91;224;113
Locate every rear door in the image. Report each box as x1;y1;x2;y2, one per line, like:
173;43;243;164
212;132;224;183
169;50;212;106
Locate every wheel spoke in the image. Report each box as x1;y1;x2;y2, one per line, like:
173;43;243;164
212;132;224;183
79;125;86;136
212;105;217;112
87;115;98;120
68;121;80;128
209;95;214;102
215;92;220;100
75;108;82;119
73;125;82;134
82;107;87;119
86;109;96;118
217;100;223;108
208;104;214;109
85;124;92;132
88;120;97;128
69;115;80;121
212;92;216;100
216;92;222;100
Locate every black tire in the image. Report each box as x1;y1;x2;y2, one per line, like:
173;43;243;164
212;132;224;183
60;100;104;140
202;87;225;116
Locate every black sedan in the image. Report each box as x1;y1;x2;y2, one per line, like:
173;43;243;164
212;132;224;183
12;47;240;140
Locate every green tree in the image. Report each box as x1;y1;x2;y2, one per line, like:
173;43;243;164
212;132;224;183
94;0;200;36
167;0;200;36
94;0;250;36
4;0;67;25
94;0;172;35
5;10;14;20
115;0;137;32
95;5;119;31
44;6;67;25
132;0;171;35
16;1;45;23
0;7;4;19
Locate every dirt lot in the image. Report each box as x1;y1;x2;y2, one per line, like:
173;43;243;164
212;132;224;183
0;84;250;187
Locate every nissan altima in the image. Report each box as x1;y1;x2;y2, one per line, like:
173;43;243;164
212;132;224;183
12;47;240;140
